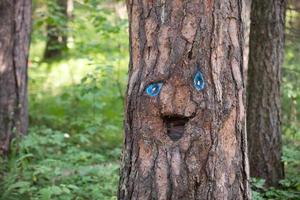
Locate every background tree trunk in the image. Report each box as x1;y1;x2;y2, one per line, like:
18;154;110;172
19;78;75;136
119;0;251;199
247;0;286;187
44;0;71;59
0;0;31;156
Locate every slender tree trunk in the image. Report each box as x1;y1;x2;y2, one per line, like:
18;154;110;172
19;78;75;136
247;0;286;187
44;0;71;59
119;0;251;199
0;0;31;156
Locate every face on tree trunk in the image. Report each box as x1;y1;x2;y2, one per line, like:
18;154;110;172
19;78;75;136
119;0;251;199
141;65;206;144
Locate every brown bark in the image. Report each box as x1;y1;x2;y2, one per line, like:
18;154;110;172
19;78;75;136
119;0;251;199
247;0;286;187
44;0;70;59
0;0;31;156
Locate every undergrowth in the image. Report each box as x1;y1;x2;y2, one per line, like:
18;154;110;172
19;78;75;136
0;127;120;200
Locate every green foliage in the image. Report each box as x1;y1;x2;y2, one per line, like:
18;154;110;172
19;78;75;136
28;58;127;151
28;0;128;152
0;1;127;200
251;177;300;200
251;127;300;199
0;127;119;200
282;6;300;139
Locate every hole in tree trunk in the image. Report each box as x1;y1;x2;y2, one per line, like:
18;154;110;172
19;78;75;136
163;116;189;141
188;50;193;59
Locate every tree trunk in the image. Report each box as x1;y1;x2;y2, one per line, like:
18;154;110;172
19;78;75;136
119;0;251;199
247;0;285;187
0;0;31;156
44;0;71;59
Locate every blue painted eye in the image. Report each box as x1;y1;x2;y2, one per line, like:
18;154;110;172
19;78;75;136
193;71;205;91
146;82;163;97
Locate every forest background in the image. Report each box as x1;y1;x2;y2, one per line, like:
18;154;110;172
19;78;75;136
0;0;299;199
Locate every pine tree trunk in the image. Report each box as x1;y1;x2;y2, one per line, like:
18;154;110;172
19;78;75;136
119;0;251;199
0;0;31;156
247;0;286;187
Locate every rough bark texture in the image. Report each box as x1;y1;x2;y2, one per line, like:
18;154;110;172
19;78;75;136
119;0;251;199
0;0;31;156
247;0;286;187
44;0;69;59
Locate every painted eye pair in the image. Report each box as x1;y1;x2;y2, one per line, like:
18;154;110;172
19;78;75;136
145;71;205;97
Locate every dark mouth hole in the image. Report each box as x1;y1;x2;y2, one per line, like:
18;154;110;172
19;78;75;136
163;116;189;141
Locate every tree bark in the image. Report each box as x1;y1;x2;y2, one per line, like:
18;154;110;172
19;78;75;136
44;0;71;59
119;0;251;199
247;0;285;187
0;0;31;156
